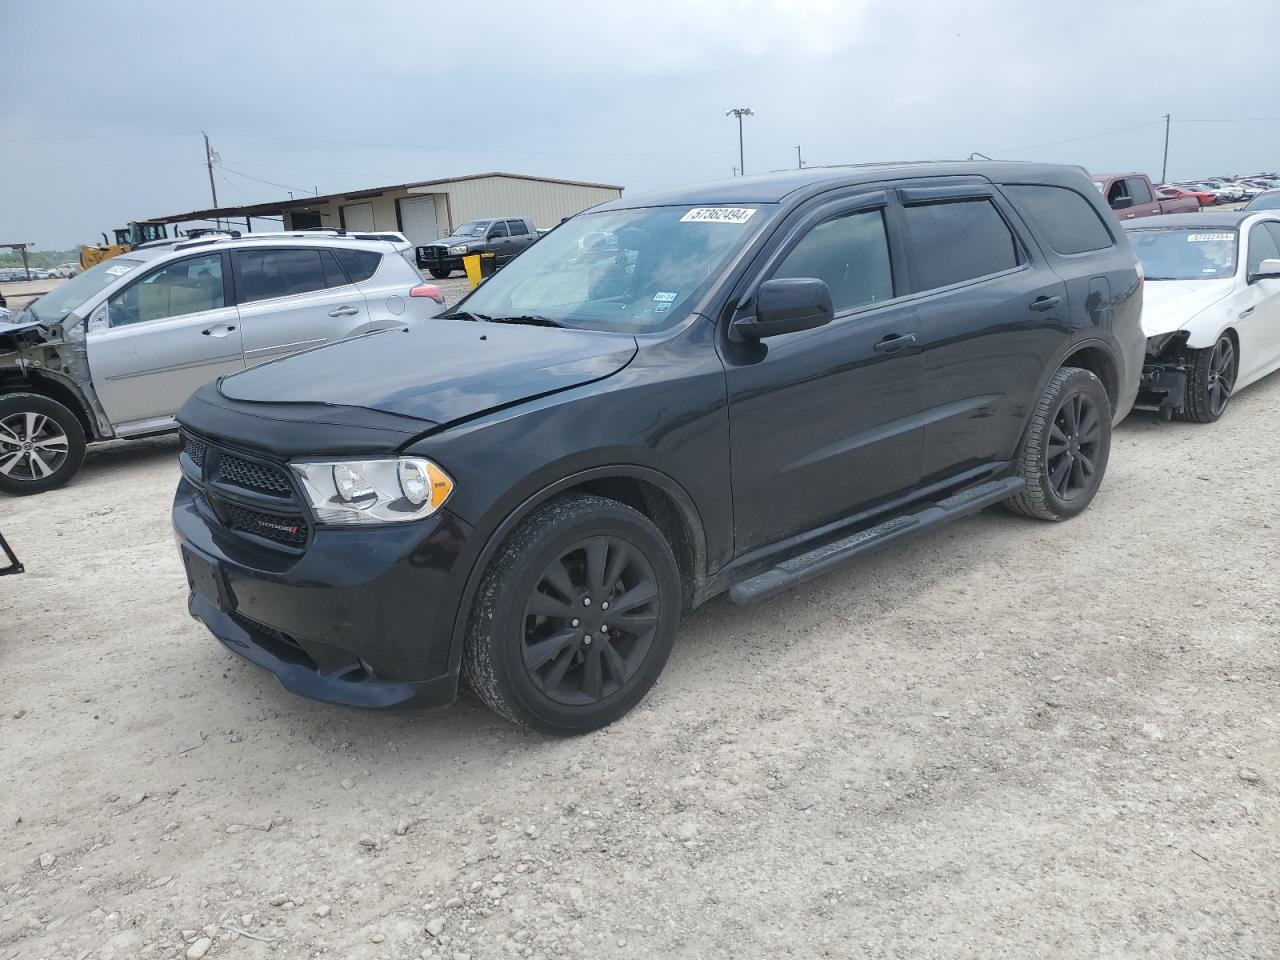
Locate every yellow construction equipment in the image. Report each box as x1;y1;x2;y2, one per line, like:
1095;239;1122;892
79;221;169;270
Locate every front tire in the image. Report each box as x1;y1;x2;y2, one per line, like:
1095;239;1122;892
463;494;681;735
0;393;87;496
428;268;452;280
1006;367;1111;521
1176;335;1237;423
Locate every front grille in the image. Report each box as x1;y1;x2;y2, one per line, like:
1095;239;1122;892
181;430;311;553
223;502;308;547
219;454;292;496
181;433;206;468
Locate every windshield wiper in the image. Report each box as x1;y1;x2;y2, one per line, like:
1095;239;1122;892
442;310;491;322
484;314;568;328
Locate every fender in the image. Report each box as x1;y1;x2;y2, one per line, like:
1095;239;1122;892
442;463;710;680
1024;333;1124;426
4;367;114;441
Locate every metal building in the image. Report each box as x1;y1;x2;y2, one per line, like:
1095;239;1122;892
150;172;624;248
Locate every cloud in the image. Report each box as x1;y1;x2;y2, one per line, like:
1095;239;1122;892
2;0;1276;247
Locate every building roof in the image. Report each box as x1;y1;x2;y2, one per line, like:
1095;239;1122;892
150;171;625;224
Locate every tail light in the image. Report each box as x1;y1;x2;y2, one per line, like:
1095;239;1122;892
411;283;444;304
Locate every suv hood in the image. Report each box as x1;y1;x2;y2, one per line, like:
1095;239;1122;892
1139;278;1236;337
218;318;638;428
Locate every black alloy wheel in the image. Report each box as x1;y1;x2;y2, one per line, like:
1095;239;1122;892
522;536;660;706
462;493;681;735
1045;391;1103;502
1006;366;1112;521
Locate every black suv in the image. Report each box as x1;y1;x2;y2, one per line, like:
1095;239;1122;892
174;162;1144;735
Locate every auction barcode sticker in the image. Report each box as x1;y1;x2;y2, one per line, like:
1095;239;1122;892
1187;233;1234;242
680;207;757;224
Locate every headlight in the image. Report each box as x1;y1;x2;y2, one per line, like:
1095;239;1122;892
290;457;454;525
448;244;469;256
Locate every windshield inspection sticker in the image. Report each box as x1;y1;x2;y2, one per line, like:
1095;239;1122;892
680;207;756;224
1187;233;1234;242
653;291;678;302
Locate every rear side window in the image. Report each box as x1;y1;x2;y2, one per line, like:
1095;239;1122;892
904;200;1020;290
1129;178;1153;205
507;220;529;236
234;249;338;304
332;248;382;283
1004;184;1114;255
772;208;893;313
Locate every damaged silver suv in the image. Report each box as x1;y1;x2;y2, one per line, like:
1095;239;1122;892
0;232;445;495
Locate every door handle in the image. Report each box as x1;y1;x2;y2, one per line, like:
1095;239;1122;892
201;324;237;336
1239;306;1255;318
873;332;917;354
328;306;360;317
1030;295;1062;312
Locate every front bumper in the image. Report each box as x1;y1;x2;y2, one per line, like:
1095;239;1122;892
1139;361;1188;419
416;249;464;272
174;478;476;710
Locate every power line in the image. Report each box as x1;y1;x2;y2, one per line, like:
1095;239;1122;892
986;120;1165;156
218;164;316;196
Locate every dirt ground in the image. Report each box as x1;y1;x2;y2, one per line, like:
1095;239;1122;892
2;373;1278;960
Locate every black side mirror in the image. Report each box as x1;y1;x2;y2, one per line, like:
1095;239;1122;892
733;278;834;340
1111;196;1134;210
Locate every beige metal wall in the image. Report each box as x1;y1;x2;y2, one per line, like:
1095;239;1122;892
281;177;621;235
419;176;621;231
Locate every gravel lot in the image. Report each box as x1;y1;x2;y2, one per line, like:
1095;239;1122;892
2;362;1278;959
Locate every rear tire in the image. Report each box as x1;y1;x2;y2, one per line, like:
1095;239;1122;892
428;268;452;280
0;393;87;496
463;494;681;736
1005;367;1111;522
1175;335;1236;424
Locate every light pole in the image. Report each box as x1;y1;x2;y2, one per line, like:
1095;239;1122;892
726;108;754;175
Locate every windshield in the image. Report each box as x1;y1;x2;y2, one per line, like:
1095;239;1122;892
22;257;143;323
452;221;490;238
455;204;768;333
1245;192;1280;211
1128;228;1237;280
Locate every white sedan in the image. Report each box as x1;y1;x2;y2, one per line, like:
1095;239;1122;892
1124;212;1280;422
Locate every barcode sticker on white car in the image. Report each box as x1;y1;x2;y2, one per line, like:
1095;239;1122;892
1187;233;1234;242
680;207;757;224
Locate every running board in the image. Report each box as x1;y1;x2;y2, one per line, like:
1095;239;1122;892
728;477;1025;605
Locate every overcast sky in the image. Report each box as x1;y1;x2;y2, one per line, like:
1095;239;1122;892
3;0;1278;248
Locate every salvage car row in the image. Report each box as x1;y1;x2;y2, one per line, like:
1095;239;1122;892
5;161;1280;737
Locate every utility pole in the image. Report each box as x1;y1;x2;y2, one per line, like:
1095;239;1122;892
725;108;754;176
796;145;804;169
1161;113;1171;184
203;131;219;227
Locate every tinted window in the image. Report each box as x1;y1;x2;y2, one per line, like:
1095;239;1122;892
772;208;893;313
108;254;224;327
489;221;509;238
1244;192;1280;211
333;248;381;283
904;200;1020;290
234;249;335;303
1247;223;1280;274
1128;178;1153;205
1266;222;1280;254
1004;184;1114;255
507;220;529;236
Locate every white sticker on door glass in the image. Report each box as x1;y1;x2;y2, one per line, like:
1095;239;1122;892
679;207;756;224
